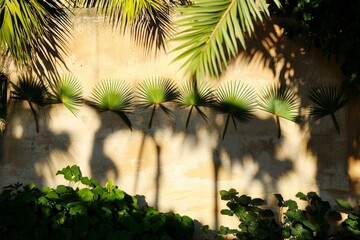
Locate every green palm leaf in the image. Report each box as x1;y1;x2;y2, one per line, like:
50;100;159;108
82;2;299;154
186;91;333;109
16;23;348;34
137;77;178;129
213;81;256;140
88;79;134;130
177;80;214;128
11;75;50;133
50;75;83;116
172;0;281;79
81;0;173;52
0;0;71;79
309;85;348;134
258;85;299;139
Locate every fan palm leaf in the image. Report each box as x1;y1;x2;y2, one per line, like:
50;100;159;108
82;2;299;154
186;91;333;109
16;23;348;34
177;80;214;128
137;77;178;129
0;0;71;79
88;79;134;130
308;85;348;134
258;85;299;139
172;0;281;79
81;0;173;52
50;75;83;116
213;81;256;140
11;75;50;133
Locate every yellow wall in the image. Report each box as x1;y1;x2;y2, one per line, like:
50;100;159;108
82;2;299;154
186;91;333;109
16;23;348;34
1;9;359;235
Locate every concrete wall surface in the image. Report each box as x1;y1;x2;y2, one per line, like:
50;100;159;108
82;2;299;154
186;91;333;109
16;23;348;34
1;8;359;235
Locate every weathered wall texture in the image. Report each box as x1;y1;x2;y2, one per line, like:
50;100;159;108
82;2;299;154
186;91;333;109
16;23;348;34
1;9;359;233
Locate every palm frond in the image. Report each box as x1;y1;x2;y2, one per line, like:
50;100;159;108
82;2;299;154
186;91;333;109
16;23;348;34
137;77;178;128
51;75;83;116
11;75;50;133
258;84;299;138
81;0;173;52
0;0;71;79
88;79;134;130
172;0;281;79
177;80;214;128
308;85;348;134
213;81;256;139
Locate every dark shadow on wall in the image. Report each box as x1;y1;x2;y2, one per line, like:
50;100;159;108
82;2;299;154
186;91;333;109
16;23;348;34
0;101;72;188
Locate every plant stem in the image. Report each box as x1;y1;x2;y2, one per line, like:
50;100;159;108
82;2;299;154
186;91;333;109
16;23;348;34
276;115;281;139
185;105;194;129
222;114;231;140
331;113;340;134
148;104;156;129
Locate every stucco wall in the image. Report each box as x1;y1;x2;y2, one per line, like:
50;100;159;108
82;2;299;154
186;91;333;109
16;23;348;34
1;8;359;235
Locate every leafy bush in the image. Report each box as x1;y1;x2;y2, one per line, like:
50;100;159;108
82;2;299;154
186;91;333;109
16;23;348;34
218;189;360;240
0;165;194;240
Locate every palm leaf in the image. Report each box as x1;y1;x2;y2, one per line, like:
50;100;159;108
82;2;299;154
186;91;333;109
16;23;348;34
177;80;214;128
49;75;83;116
0;0;71;80
88;79;134;130
308;85;348;134
213;81;256;140
11;75;50;133
137;77;178;129
172;0;281;79
81;0;173;52
258;85;299;139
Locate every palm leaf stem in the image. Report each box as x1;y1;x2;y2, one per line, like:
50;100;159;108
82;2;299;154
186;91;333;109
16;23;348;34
28;101;39;133
222;113;231;140
148;104;157;129
331;113;340;134
185;105;194;129
276;115;281;139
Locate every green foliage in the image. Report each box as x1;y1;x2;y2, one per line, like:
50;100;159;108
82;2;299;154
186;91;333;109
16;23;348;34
0;0;71;79
258;84;299;138
219;189;360;240
172;0;281;79
51;75;83;116
308;84;348;134
0;165;194;240
219;188;281;240
88;79;134;130
137;77;178;129
80;0;173;53
213;81;256;139
177;80;214;128
269;0;360;93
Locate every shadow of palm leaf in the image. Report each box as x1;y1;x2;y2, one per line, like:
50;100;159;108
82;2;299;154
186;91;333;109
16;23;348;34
137;77;178;129
309;84;348;134
258;84;299;139
87;79;134;130
10;75;50;133
213;81;256;140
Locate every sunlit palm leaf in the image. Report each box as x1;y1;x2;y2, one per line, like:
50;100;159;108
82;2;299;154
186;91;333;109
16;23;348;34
88;79;134;130
309;85;348;134
172;0;281;79
11;76;50;133
0;0;71;80
258;85;299;138
81;0;173;52
51;75;83;116
177;80;214;128
137;77;178;128
213;81;256;139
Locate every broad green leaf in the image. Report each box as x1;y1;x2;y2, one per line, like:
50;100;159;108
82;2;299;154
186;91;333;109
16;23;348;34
336;199;353;211
220;209;234;216
77;188;94;202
